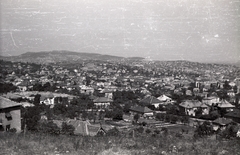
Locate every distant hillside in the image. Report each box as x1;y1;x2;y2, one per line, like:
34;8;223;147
0;51;144;64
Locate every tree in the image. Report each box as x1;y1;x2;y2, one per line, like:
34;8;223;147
0;82;17;93
233;85;238;94
170;115;178;124
194;108;203;118
135;126;144;133
62;122;75;135
38;121;60;135
32;83;43;91
24;106;42;131
112;108;123;120
156;113;165;121
33;94;41;106
223;81;231;90
134;114;140;123
194;121;213;138
81;111;88;120
43;82;51;91
106;127;120;137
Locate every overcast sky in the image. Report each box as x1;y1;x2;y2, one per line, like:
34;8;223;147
1;0;239;63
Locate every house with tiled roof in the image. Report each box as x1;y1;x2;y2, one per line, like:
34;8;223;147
212;117;233;131
139;95;162;108
53;119;106;136
157;94;173;105
93;97;113;109
40;92;54;105
217;100;235;112
179;100;209;116
202;96;220;106
79;85;94;95
129;106;154;117
17;80;31;92
0;96;21;133
99;88;116;99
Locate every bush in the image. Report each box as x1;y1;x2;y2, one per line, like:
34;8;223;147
156;113;165;121
8;128;17;133
219;124;239;139
161;127;168;135
170;115;178;124
194;121;213;138
37;121;61;135
135;127;144;133
145;129;151;134
142;121;147;126
154;129;160;134
61;122;75;135
106;127;121;137
165;115;170;122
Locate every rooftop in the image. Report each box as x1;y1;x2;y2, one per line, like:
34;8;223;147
0;96;21;109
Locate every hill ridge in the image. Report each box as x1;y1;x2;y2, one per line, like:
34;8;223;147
0;51;145;64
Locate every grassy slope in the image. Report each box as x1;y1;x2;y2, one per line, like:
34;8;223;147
0;131;240;155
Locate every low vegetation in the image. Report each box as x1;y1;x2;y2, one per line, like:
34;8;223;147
1;127;239;155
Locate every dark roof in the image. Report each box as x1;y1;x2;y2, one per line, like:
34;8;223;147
18;80;31;87
129;106;153;114
139;96;161;105
0;96;21;109
225;109;240;119
213;117;233;126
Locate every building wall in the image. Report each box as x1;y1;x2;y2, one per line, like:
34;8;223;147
94;102;110;109
0;107;21;133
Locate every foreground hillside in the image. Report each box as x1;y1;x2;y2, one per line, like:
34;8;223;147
1;131;239;155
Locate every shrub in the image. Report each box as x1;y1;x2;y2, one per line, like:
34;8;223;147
219;124;239;139
38;121;61;135
134;114;140;123
161;127;168;135
61;122;75;135
170;115;178;124
8;128;17;133
135;127;144;133
165;115;170;122
145;129;151;134
154;129;160;134
156;113;165;121
142;121;147;126
106;127;121;137
175;132;183;138
194;121;213;138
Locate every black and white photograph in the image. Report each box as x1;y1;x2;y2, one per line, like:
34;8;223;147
0;0;240;154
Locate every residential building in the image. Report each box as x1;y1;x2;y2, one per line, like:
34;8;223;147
93;97;113;109
129;106;154;117
179;100;209;116
139;95;162;108
202;96;220;106
0;96;21;133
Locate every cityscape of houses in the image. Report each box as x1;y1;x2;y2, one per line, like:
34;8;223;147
0;57;240;138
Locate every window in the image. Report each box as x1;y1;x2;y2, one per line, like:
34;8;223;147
0;119;3;131
0;125;4;131
6;124;10;131
5;112;12;120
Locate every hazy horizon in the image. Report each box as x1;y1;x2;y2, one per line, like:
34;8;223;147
1;0;240;63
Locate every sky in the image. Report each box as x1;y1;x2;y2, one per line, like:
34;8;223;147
0;0;240;63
